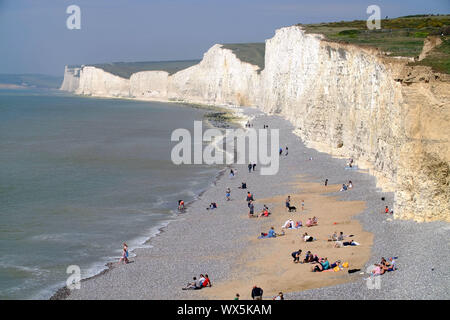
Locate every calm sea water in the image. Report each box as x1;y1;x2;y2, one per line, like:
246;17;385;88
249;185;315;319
0;89;222;299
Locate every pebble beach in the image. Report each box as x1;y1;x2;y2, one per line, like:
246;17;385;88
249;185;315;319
57;107;449;300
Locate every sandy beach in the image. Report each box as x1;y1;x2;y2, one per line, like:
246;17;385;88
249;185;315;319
59;106;449;300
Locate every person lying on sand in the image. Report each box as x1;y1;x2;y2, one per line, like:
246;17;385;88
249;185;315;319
206;202;217;210
334;239;360;247
258;227;284;239
303;232;315;242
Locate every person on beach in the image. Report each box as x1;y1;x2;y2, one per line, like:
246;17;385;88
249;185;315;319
279;147;283;155
328;232;338;241
340;183;348;191
183;277;202;290
258;206;270;218
325;178;328;186
248;163;252;173
202;274;212;287
291;249;302;263
178;200;185;212
285;146;288;156
385;206;389;214
312;258;330;272
248;201;255;218
282;219;294;229
303;232;314;242
229;168;235;178
273;292;284;300
234;293;240;300
207;202;217;210
199;274;205;286
239;182;247;189
301;200;305;211
246;192;254;202
252;163;256;171
338;232;344;241
285;196;291;212
348;181;353;189
118;243;129;264
251;286;263;300
226;188;231;201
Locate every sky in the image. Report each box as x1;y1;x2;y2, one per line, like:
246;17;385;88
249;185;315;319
0;0;449;76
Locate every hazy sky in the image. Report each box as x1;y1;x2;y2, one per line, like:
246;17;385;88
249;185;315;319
0;0;448;75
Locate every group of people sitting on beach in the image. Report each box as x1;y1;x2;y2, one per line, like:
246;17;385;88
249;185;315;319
340;180;353;191
291;250;347;272
327;231;360;247
305;216;318;227
182;274;212;290
372;257;397;275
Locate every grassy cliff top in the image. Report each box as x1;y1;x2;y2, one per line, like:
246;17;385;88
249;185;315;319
90;60;200;79
299;14;450;73
221;43;265;72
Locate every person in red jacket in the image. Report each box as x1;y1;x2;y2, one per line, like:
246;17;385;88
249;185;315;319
202;274;212;287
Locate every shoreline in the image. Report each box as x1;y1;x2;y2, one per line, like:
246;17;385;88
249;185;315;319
49;102;247;300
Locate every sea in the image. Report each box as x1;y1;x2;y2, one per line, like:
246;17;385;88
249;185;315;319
0;88;224;299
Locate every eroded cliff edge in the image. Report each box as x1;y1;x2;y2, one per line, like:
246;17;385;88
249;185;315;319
61;26;449;222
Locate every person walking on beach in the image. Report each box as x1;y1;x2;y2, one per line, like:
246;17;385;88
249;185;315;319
285;196;291;212
119;243;129;264
279;147;283;155
251;286;263;300
229;168;235;178
252;163;256;171
226;188;231;201
248;163;252;173
285;146;288;156
246;192;254;202
301;200;305;211
248;201;255;218
325;179;328;186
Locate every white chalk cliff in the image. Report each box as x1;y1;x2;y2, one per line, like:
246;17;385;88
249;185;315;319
61;26;449;222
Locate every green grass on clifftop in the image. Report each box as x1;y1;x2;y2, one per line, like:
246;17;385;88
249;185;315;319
92;60;200;79
221;43;265;72
300;14;450;73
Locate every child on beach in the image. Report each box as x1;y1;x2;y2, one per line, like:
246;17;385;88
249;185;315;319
301;200;305;211
118;243;129;264
226;188;231;201
291;249;302;263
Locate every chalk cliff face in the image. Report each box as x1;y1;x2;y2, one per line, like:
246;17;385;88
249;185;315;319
76;66;130;97
60;66;81;92
61;26;449;222
167;44;260;106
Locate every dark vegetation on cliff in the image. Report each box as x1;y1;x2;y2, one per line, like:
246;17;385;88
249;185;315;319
221;43;265;72
300;14;450;73
91;60;200;79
